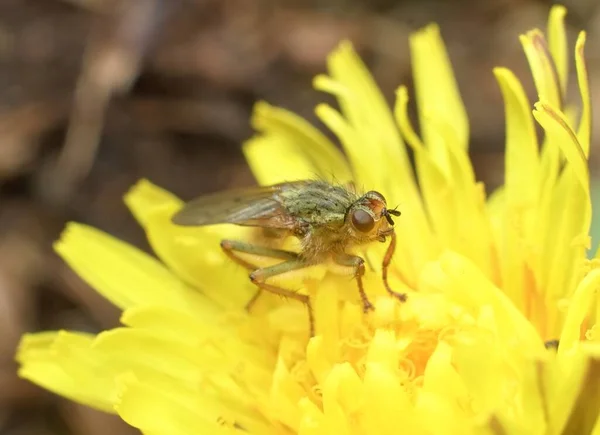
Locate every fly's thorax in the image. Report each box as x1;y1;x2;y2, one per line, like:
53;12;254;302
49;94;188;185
278;181;356;227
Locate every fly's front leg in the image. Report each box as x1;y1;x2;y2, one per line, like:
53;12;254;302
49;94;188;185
382;231;407;302
249;260;315;336
333;253;374;313
220;240;298;310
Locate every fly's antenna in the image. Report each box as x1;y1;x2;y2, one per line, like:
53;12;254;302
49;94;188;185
383;206;401;225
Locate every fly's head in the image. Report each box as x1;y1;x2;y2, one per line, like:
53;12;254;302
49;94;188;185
344;190;400;245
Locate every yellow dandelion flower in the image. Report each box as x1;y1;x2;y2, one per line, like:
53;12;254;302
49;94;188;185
16;5;600;435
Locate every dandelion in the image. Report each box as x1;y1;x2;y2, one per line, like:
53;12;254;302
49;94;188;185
16;5;600;434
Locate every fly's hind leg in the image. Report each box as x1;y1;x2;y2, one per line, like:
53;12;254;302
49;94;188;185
381;231;407;302
333;253;374;313
220;240;298;310
249;259;315;335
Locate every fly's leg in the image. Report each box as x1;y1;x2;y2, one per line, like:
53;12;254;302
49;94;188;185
220;239;298;269
220;240;298;310
333;253;374;313
249;260;315;336
382;231;407;302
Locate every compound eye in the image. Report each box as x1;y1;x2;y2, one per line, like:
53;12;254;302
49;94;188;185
351;209;375;233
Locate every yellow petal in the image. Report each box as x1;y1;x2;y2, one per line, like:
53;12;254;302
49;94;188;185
362;361;420;435
490;352;546;433
298;397;326;435
575;31;591;157
244;135;320;186
450;334;509;418
592;413;600;435
270;356;304;431
395;84;494;280
520;30;561;109
116;374;236;435
547;5;568;96
533;102;589;191
429;252;544;351
415;391;470;435
124;179;255;309
422;342;468;405
395;86;453;249
54;223;206;312
320;363;363;435
321;362;362;416
559;269;600;352
124;179;183;230
17;331;117;413
93;327;210;382
314;42;419;205
548;344;600;434
244;101;352;185
409;24;469;157
120;305;221;341
493;67;539;198
313;42;434;262
532;102;591;320
493;67;539;307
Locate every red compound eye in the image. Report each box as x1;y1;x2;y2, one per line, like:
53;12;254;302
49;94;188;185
351;209;375;232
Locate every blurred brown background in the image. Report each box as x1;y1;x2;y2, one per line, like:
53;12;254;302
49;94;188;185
0;0;598;433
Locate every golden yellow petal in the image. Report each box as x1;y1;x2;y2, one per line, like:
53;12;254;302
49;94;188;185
93;328;209;382
533;102;589;191
125;179;255;309
298;397;325;435
489;352;546;433
120;305;222;341
17;331;117;413
395;86;454;248
575;31;591;157
409;24;469;156
450;335;508;418
493;67;539;307
592;414;600;435
245;101;352;185
547;5;568;96
115;374;236;435
270;355;304;431
494;68;539;197
548;344;600;434
395;85;494;280
520;30;562;108
422;342;468;405
314;42;419;205
415;391;470;435
322;362;362;415
243;135;321;185
532;102;591;325
55;223;207;311
313;43;436;276
559;269;600;352
362;361;420;434
431;252;544;351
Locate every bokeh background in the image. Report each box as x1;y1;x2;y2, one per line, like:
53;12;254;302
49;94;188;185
0;0;598;433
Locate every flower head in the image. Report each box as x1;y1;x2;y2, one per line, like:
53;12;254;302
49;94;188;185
17;5;600;434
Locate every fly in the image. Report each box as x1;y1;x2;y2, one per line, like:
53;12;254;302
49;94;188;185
171;180;406;335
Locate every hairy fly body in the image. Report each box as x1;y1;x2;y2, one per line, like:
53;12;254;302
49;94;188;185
172;180;406;334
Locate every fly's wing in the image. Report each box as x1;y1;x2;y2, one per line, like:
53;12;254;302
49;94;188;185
171;183;299;229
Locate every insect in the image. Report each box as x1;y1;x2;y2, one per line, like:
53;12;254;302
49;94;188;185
172;180;406;334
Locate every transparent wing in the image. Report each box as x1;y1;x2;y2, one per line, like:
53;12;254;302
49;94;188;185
171;183;299;229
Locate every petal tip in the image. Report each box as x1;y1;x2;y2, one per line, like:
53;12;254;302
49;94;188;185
53;222;88;256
